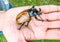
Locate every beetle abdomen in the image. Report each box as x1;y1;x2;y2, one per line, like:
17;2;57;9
16;11;30;24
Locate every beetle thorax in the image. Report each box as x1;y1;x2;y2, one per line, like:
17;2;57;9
28;8;39;17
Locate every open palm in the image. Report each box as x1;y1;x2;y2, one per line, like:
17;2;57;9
1;5;60;42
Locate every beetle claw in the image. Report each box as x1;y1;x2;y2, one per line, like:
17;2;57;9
18;28;21;30
35;16;44;21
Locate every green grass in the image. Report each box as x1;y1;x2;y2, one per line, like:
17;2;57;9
0;34;7;42
29;40;60;42
0;0;60;42
9;0;60;7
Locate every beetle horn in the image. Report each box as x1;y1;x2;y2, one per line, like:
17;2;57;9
32;6;34;8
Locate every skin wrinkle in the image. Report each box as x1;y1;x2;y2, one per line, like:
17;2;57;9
58;6;60;12
46;12;58;20
18;31;26;42
28;20;36;40
46;29;60;39
48;21;60;28
40;13;47;20
43;12;60;22
21;28;35;40
37;12;60;21
29;17;47;39
20;16;47;40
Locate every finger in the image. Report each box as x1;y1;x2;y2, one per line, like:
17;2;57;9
48;21;60;28
46;29;60;39
58;6;60;12
36;5;58;13
45;12;60;20
40;12;60;21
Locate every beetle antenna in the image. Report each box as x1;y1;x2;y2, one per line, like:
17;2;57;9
39;8;41;11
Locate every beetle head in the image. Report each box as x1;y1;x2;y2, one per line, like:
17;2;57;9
31;6;42;15
28;6;42;16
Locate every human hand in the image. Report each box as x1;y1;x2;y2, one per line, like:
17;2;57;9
0;5;60;42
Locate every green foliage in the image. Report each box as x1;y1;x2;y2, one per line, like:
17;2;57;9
0;34;7;42
9;0;60;7
29;40;60;42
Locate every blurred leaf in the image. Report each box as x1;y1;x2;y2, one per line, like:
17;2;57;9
0;34;7;42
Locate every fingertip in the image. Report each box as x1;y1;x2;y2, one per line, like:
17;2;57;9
38;5;58;13
57;6;60;12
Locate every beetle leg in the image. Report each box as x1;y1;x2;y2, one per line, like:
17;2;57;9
25;17;31;27
25;20;31;27
18;22;25;30
38;15;44;21
25;22;28;27
35;15;44;21
39;8;41;11
35;15;40;21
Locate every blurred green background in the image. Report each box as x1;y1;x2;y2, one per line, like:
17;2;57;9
0;0;60;42
9;0;60;7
